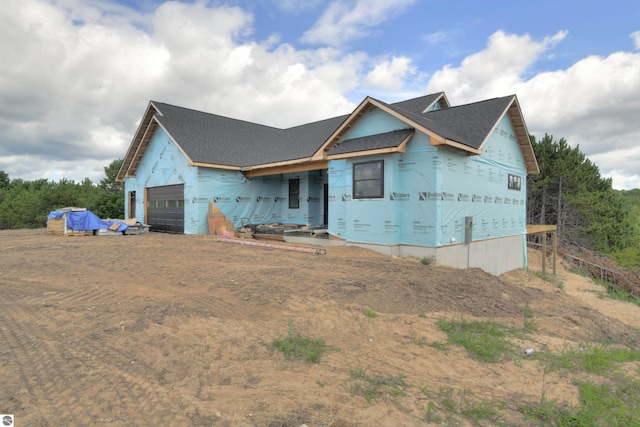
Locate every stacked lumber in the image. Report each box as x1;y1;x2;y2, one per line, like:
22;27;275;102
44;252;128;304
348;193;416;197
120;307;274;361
236;227;253;239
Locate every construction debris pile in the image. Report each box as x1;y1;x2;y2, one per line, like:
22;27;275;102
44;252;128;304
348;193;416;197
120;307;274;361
47;207;148;237
236;223;328;242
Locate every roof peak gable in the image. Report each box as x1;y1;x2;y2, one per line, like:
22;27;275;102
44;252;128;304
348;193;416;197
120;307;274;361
119;92;538;181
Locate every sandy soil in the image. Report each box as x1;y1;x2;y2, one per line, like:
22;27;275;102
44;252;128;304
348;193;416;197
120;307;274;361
0;229;639;426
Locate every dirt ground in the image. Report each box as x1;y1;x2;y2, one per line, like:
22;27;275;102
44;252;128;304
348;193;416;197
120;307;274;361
1;229;639;426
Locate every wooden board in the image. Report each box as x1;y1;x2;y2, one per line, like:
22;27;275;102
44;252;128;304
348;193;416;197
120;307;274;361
252;233;286;242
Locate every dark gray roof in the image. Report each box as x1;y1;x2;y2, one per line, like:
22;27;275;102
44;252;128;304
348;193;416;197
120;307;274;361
328;128;413;156
152;102;348;167
390;92;445;114
373;99;468;144
421;96;514;149
370;95;514;149
149;93;514;167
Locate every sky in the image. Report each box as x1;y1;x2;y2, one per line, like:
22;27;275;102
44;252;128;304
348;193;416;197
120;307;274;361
1;0;639;189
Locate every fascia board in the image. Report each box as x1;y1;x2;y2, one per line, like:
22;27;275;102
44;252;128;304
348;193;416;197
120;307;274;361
475;96;515;154
116;102;156;181
326;128;414;160
311;97;374;161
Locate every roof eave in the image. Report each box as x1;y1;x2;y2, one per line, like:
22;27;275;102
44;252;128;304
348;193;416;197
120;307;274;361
312;97;375;161
327;129;414;160
190;162;243;171
315;97;497;159
116;103;197;181
509;96;540;174
241;158;328;178
473;96;539;174
432;138;483;155
116;102;157;182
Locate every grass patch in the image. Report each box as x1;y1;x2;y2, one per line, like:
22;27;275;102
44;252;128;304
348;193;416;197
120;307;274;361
427;340;450;351
570;268;639;306
272;321;329;364
410;334;429;347
461;399;502;425
607;287;640;306
408;330;449;351
523;377;640;426
346;366;410;403
523;302;536;332
420;256;435;265
593;277;640;306
419;337;640;425
533;270;565;289
538;342;640;374
521;395;576;426
438;318;516;363
362;309;377;318
423;386;504;425
570;268;589;277
437;386;458;413
421;401;443;424
522;344;640;425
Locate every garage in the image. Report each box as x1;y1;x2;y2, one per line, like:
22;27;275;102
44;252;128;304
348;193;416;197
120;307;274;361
146;184;185;233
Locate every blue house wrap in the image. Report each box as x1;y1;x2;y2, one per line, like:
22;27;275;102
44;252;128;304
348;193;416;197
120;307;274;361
117;92;539;275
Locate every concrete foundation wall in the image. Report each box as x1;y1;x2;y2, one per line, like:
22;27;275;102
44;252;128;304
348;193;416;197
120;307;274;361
347;234;525;276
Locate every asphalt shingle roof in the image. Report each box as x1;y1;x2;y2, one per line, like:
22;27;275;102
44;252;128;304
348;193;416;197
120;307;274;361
328;128;414;156
421;96;514;149
153;102;348;167
388;92;444;114
149;93;515;167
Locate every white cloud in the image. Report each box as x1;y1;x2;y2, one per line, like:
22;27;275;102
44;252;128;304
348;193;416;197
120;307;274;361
422;31;449;46
301;0;415;46
0;0;367;183
426;30;568;102
3;1;640;193
426;29;640;190
273;0;324;14
364;56;417;90
632;31;640;50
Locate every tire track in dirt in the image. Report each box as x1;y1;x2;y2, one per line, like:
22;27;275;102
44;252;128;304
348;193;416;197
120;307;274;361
0;277;66;301
0;285;195;425
35;286;124;313
105;271;247;321
0;289;90;422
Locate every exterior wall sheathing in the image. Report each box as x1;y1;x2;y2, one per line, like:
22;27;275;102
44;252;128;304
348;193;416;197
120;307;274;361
125;127;326;234
327;109;529;274
125;109;530;275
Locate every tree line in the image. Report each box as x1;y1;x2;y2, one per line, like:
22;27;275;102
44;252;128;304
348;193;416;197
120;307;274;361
526;134;640;267
0;159;124;229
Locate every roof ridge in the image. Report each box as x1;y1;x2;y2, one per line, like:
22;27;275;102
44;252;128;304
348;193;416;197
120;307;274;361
369;97;470;145
426;95;514;113
285;113;350;130
151;101;285;132
390;91;444;104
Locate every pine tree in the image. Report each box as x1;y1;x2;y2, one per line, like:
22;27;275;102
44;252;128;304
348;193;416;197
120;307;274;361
527;134;636;252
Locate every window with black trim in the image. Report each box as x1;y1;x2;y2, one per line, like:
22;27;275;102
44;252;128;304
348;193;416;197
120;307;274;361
353;160;384;199
289;179;299;209
508;174;521;190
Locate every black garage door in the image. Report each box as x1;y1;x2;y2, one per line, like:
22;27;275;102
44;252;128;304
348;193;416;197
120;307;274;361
147;184;185;233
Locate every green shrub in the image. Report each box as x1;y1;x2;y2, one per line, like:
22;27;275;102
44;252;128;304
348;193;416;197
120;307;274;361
272;322;328;364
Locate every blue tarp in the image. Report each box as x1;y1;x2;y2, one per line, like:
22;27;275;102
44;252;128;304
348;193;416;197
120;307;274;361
47;210;128;232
